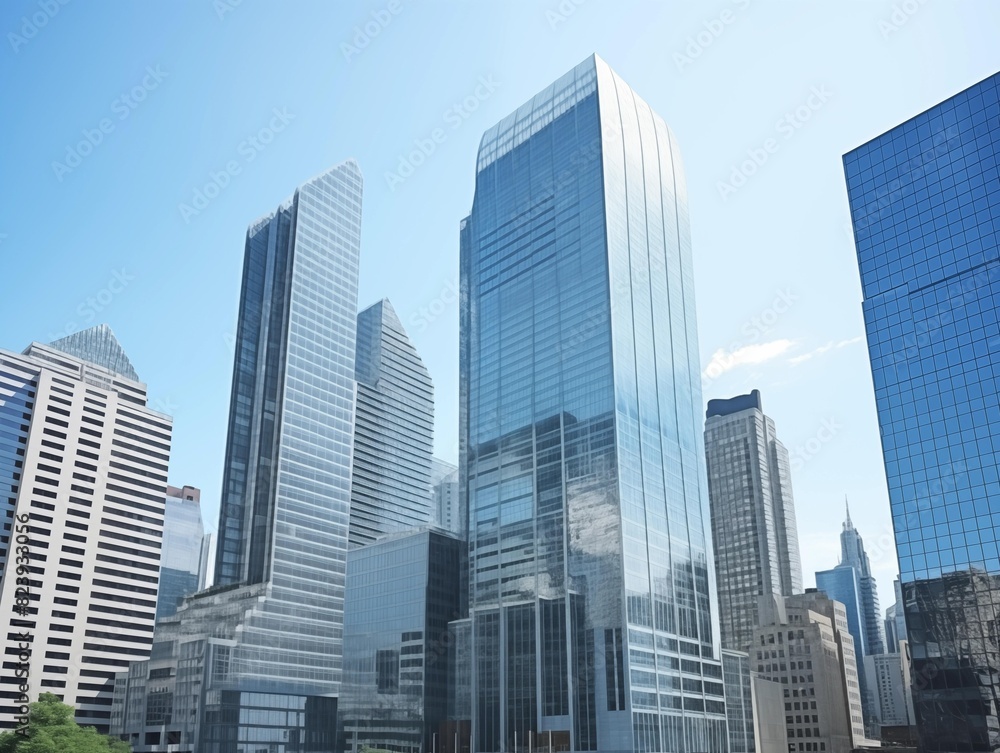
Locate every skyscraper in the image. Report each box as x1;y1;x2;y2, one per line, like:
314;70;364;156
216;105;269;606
461;54;726;752
209;159;362;745
349;299;434;547
836;503;885;654
156;484;209;621
0;326;172;732
844;71;1000;751
704;389;803;651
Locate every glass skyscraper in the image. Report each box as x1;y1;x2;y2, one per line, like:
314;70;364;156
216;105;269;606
704;390;802;653
207;159;362;749
349;298;434;547
844;72;1000;751
461;55;725;752
156;484;209;621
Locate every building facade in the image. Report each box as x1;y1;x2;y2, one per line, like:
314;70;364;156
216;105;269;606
156;484;209;621
461;54;726;752
752;591;869;753
704;390;803;652
844;71;1000;751
0;326;172;731
338;528;462;753
349;299;434;547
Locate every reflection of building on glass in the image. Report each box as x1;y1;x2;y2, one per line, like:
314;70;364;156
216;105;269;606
0;326;172;733
752;590;877;752
338;528;462;753
459;54;726;752
863;640;916;742
113;160;363;752
844;70;1000;751
704;389;803;653
156;484;211;621
431;458;460;536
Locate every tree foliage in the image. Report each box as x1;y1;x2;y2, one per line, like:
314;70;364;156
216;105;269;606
0;694;130;753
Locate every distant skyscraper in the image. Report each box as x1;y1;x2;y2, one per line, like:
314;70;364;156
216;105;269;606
430;459;460;535
349;298;434;547
753;591;873;752
837;503;885;654
705;389;802;651
845;71;1000;751
0;326;171;732
461;54;726;752
156;484;209;621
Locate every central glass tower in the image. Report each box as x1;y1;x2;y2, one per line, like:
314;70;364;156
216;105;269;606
461;55;725;753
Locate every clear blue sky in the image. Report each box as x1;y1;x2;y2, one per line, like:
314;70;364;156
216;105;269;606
2;0;998;606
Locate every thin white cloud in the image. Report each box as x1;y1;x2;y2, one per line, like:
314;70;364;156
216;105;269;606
703;339;794;380
789;335;864;365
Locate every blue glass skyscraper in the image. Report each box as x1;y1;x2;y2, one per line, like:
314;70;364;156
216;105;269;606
461;55;725;752
845;72;1000;751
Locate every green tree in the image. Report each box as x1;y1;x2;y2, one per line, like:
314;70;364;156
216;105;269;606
0;693;130;753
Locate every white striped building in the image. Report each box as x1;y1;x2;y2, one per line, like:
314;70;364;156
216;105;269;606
0;325;171;732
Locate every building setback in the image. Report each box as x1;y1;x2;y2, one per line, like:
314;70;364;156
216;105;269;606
0;326;172;732
844;71;1000;750
460;54;726;752
430;459;460;537
705;390;803;652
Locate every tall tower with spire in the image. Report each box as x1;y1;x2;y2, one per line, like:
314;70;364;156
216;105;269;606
816;499;886;737
839;498;885;655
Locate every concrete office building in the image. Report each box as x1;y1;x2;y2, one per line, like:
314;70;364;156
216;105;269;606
705;390;803;652
0;326;172;732
752;590;874;753
461;54;726;751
